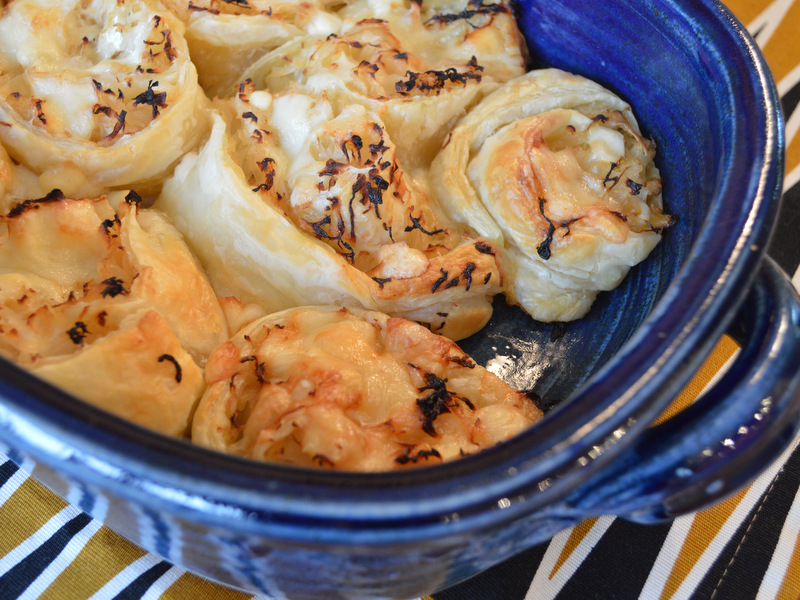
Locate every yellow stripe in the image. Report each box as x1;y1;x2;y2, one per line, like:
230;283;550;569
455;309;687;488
721;0;771;27
775;534;800;600
0;477;68;557
37;527;147;600
657;485;749;600
162;572;260;599
549;518;599;579
650;336;739;428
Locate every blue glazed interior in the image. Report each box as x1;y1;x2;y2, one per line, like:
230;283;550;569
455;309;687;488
0;0;784;553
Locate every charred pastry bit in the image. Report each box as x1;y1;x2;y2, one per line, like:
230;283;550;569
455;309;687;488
342;134;364;162
484;272;492;284
242;111;258;122
626;178;643;195
255;361;266;383
536;197;556;260
68;321;89;345
313;454;335;467
431;268;449;293
96;311;107;327
462;262;476;291
394;65;482;97
320;159;346;177
474;240;495;255
416;372;453;436
426;1;508;27
445;276;460;289
559;217;580;237
610;211;628;222
405;213;444;236
100;277;129;298
372;277;391;289
7;189;66;218
448;355;476;369
124;190;143;206
593;113;609;123
100;215;120;237
437;312;449;317
188;1;220;14
416;372;474;436
603;161;620;188
254;157;276;191
240;355;256;363
395;446;441;465
158;353;182;383
132;80;167;119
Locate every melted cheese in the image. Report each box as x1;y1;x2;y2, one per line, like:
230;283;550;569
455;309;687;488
193;307;542;471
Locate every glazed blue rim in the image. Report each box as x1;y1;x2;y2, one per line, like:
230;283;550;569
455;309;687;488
0;0;785;545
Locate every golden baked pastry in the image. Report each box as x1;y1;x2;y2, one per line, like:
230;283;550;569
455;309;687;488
0;191;229;436
157;88;502;340
430;68;673;322
159;0;344;98
0;0;211;196
193;306;543;471
240;3;525;171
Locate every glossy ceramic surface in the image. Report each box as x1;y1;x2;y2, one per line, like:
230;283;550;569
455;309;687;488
0;1;797;598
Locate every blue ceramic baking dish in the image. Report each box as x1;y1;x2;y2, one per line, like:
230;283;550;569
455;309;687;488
0;0;799;598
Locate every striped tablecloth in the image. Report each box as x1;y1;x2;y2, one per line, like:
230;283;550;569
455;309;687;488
1;0;799;598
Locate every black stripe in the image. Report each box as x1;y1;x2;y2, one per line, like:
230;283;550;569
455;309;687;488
111;560;172;600
780;78;800;123
691;444;800;600
0;512;93;598
434;542;548;600
0;460;20;488
767;181;800;274
554;519;672;599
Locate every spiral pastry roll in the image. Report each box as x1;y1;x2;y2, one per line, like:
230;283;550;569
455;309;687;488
159;0;344;98
0;191;229;436
241;7;525;170
158;87;502;340
0;0;211;195
193;306;542;471
430;69;673;322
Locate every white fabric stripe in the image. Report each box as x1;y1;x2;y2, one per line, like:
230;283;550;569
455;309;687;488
776;61;800;99
661;433;800;600
747;0;795;48
139;564;182;600
757;470;800;599
84;553;166;600
0;505;84;572
524;516;616;600
638;514;695;599
14;518;103;600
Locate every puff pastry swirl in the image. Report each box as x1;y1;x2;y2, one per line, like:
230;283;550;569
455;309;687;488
241;7;524;170
430;68;673;321
158;90;502;340
159;0;344;98
0;191;229;436
193;306;542;471
0;0;211;196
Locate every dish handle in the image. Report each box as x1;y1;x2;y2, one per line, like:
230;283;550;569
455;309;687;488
567;255;800;522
